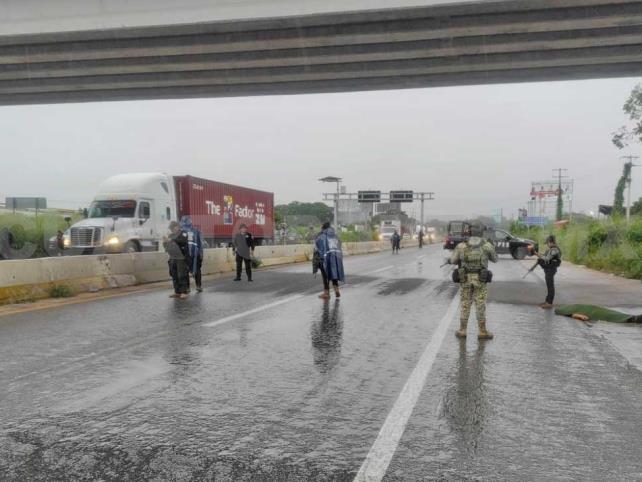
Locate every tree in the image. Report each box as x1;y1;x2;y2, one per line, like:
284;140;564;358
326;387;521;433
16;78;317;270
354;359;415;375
556;186;564;221
274;202;333;227
631;197;642;216
612;84;642;149
611;84;641;216
613;162;632;216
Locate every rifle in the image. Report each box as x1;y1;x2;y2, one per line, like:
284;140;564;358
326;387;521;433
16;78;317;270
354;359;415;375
522;259;539;279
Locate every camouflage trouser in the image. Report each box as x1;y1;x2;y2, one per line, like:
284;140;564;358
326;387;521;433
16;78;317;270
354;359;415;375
459;273;488;328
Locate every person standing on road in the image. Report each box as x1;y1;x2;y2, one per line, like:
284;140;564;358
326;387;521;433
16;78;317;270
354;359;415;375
418;229;424;249
313;221;345;299
233;224;254;282
180;216;205;292
448;222;497;340
164;221;190;299
535;235;562;309
391;230;401;254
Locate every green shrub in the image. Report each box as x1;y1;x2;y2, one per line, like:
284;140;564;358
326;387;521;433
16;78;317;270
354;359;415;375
552;218;642;279
626;219;642;244
587;222;608;251
49;284;74;298
250;257;262;269
0;213;79;258
340;230;377;243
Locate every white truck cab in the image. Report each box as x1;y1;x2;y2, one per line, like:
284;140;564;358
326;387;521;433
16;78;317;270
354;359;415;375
379;220;402;242
66;173;176;253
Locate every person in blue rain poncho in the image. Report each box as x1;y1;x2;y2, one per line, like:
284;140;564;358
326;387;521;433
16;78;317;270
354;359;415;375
180;216;204;292
313;222;345;300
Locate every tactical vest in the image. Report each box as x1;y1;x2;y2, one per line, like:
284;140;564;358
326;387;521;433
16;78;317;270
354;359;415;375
462;243;485;273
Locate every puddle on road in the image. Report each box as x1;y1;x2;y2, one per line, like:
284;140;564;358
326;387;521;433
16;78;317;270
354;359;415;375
376;278;427;296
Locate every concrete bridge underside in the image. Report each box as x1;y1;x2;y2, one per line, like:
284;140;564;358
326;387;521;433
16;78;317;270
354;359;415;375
1;0;642;105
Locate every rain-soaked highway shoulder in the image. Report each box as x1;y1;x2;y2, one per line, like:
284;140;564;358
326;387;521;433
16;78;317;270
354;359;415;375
1;244;641;481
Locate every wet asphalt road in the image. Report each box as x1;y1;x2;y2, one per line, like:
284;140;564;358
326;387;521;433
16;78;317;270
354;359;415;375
1;245;641;481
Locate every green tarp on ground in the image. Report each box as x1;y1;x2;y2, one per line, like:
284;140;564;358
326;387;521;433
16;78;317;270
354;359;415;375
554;305;633;323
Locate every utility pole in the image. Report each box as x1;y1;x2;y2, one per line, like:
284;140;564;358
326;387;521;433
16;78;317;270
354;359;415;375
419;192;426;228
552;168;568;221
621;155;640;223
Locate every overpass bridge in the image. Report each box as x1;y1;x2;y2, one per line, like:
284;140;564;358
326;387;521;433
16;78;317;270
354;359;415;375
0;0;641;105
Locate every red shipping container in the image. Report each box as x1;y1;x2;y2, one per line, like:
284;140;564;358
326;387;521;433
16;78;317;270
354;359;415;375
173;175;274;244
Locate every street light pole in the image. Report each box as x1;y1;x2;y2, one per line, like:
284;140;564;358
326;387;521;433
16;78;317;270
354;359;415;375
335;181;340;227
319;176;342;227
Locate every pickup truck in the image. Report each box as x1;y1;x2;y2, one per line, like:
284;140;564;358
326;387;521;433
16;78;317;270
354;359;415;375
443;221;538;259
442;221;470;250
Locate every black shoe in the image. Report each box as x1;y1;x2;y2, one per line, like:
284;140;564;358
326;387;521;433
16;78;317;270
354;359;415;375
196;287;203;292
248;279;253;282
233;278;241;281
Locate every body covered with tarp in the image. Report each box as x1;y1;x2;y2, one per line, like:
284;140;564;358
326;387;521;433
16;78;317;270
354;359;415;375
313;227;345;283
555;305;641;323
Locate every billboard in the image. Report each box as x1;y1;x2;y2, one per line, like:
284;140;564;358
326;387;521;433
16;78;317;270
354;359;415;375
528;180;574;220
5;197;47;210
530;181;573;199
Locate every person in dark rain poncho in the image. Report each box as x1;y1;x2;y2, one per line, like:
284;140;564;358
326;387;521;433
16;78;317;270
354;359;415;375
313;222;345;300
180;216;204;292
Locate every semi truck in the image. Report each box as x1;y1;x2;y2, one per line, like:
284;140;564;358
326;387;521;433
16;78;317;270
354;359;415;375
378;219;402;241
64;173;274;254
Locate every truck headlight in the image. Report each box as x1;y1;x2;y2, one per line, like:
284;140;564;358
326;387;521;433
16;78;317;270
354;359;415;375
63;237;71;248
107;236;121;246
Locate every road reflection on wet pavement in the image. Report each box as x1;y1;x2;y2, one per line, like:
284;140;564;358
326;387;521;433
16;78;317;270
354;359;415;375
1;246;641;480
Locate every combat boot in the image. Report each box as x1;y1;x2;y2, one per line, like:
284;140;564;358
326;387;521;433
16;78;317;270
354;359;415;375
455;320;467;338
318;290;330;300
478;321;494;340
333;286;341;298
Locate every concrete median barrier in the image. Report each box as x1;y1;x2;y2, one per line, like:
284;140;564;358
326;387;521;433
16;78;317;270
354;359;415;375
0;240;405;305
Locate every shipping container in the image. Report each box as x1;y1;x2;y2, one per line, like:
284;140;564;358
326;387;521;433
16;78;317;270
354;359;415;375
173;175;274;245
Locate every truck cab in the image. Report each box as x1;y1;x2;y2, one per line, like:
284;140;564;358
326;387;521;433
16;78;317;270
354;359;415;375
379;220;401;242
484;228;538;260
65;173;176;254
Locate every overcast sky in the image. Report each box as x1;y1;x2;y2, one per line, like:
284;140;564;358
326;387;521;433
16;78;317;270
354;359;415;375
1;76;641;219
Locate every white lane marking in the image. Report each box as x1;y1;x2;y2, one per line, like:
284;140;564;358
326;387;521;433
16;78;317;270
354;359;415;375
204;294;305;328
365;265;394;275
354;294;460;482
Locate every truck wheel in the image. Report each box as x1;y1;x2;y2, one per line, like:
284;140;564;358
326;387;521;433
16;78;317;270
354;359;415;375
513;247;527;260
124;241;140;253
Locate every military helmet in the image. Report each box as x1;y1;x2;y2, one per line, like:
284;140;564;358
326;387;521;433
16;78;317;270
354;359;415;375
468;221;485;238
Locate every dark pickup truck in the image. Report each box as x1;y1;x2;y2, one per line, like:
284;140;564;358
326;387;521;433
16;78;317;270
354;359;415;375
442;221;470;250
443;221;538;259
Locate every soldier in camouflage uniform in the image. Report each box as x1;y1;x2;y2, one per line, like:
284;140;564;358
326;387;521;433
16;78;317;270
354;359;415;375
449;222;498;340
